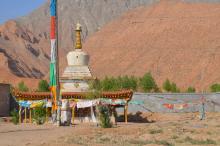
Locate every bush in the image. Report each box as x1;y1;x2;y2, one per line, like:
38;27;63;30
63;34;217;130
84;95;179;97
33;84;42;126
100;77;118;91
163;79;172;92
118;75;138;91
10;109;19;125
37;80;49;92
98;105;112;128
170;82;180;93
18;81;29;92
163;79;180;93
210;83;220;92
33;107;46;125
187;86;196;93
89;78;102;91
139;72;158;92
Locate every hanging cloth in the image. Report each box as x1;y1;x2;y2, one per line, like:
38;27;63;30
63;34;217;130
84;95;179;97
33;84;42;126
18;101;32;108
30;100;45;108
46;99;52;108
111;99;126;106
90;106;97;123
77;100;94;108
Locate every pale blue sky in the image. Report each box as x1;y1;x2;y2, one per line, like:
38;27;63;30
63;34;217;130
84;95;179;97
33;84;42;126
0;0;47;24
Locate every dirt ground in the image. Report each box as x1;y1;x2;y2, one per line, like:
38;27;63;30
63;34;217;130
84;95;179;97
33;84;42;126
0;112;220;146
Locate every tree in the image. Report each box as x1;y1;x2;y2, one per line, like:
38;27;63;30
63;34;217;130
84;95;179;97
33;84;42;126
210;83;220;92
163;79;172;92
187;86;196;93
139;72;158;92
18;81;29;92
129;76;138;91
163;79;180;93
89;78;102;91
37;80;49;92
120;75;138;91
101;77;119;91
170;82;180;93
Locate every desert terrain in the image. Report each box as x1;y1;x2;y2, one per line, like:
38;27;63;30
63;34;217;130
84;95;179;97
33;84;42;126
2;1;220;91
0;112;220;146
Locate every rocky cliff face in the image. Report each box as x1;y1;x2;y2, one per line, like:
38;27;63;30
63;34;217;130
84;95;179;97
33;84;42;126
0;0;157;87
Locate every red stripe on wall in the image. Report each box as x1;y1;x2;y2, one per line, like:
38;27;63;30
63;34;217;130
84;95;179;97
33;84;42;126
50;16;56;39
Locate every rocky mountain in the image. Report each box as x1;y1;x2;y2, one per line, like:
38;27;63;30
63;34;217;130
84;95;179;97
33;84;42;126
84;0;220;91
0;0;157;87
1;0;220;91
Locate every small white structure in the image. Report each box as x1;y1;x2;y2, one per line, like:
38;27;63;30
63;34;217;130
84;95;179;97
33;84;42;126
60;99;71;125
60;23;93;92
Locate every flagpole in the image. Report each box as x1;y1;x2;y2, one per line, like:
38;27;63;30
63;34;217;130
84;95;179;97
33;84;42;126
55;0;61;126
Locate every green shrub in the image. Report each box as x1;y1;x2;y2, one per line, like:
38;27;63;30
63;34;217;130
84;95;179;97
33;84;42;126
139;72;158;92
89;78;102;91
119;75;138;91
187;86;196;93
33;107;46;125
101;77;119;91
98;105;112;128
10;109;19;125
163;79;172;92
210;83;220;92
163;79;180;93
18;81;29;92
170;82;180;93
37;80;49;92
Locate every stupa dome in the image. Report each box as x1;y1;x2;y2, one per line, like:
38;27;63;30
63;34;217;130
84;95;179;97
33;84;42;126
67;50;89;66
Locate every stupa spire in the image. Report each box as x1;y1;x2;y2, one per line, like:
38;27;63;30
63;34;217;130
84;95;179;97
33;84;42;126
75;23;82;49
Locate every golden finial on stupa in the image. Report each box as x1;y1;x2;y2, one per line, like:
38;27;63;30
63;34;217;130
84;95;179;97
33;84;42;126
75;23;82;49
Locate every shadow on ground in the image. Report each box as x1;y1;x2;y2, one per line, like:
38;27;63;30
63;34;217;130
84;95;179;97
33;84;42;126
117;111;155;123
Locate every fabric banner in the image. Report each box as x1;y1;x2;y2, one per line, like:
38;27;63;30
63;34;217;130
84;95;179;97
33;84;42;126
77;100;98;108
46;100;52;108
18;101;31;108
18;100;46;108
50;39;56;62
50;0;56;16
50;0;57;111
69;100;76;108
30;101;45;108
111;99;126;105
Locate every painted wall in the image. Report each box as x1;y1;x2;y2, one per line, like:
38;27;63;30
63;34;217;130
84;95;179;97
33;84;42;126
118;93;220;113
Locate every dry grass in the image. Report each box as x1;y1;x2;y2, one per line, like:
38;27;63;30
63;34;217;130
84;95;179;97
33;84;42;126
1;113;220;146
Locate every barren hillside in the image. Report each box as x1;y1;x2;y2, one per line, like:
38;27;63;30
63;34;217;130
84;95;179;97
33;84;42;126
0;0;156;88
84;0;220;91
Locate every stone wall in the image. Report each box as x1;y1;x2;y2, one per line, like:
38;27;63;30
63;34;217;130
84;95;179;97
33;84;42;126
0;83;10;117
118;93;220;113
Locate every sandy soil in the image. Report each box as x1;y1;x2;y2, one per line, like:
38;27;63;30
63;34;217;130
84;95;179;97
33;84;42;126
0;112;220;146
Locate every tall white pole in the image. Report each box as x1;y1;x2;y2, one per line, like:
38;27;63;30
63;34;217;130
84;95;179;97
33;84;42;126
56;0;61;126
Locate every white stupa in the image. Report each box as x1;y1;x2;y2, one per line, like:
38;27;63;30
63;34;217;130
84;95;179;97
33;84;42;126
60;23;93;92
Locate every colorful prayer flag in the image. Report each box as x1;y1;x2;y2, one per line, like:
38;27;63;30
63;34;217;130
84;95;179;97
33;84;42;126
50;0;57;111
